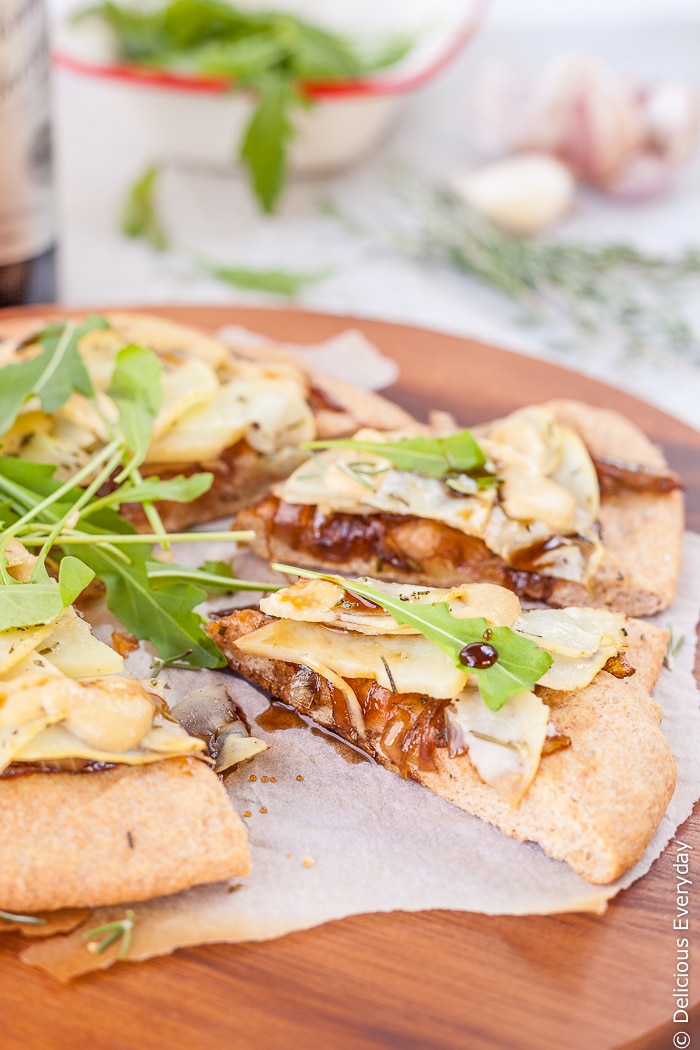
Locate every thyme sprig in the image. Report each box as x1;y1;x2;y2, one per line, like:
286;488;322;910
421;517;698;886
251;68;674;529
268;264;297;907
327;176;700;361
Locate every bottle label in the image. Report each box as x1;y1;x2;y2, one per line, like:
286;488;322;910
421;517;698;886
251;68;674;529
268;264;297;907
0;0;53;266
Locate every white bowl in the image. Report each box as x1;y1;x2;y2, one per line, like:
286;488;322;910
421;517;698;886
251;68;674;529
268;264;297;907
53;0;486;174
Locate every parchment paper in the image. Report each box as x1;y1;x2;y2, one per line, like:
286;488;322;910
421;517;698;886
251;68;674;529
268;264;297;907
21;533;700;979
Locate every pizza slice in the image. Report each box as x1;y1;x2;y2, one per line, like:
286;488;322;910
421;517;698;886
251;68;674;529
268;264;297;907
0;311;414;531
235;400;684;615
0;541;252;915
207;570;676;884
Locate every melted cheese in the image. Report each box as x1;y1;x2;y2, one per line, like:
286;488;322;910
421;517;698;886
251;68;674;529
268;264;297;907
0;605;205;770
2;324;317;474
243;576;630;806
260;577;521;634
446;687;549;806
276;410;603;583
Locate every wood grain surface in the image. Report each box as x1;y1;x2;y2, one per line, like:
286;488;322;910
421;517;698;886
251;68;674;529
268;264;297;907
0;304;698;1050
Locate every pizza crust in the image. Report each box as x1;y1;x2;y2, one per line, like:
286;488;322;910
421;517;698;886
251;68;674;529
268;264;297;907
208;611;675;884
0;758;250;913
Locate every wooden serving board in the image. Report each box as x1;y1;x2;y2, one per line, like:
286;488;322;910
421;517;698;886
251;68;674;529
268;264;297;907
0;305;698;1050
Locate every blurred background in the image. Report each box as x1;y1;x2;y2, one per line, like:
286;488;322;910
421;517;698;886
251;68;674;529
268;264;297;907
42;0;700;426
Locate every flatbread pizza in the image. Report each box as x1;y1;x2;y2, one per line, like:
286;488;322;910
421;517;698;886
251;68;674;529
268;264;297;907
208;571;676;884
235;401;684;615
0;311;414;531
0;309;686;958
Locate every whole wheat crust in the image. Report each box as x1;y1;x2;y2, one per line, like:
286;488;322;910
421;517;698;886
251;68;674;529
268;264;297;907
208;610;674;884
0;757;250;913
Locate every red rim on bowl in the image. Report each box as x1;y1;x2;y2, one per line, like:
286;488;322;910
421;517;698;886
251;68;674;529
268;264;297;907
53;2;487;99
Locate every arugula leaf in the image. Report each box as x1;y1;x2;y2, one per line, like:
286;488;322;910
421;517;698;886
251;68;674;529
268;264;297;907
239;73;300;213
72;541;225;668
0;459;233;667
201;259;330;296
0;555;94;632
303;430;491;481
106;344;164;468
0;317;105;437
85;473;214;515
273;565;552;711
80;1;411;212
57;556;96;606
180;34;285;78
121;166;168;251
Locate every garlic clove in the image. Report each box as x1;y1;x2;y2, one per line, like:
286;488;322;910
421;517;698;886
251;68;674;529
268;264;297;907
453;153;575;235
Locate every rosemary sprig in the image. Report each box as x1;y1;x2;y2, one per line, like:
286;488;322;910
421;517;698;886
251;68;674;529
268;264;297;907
83;909;136;958
663;624;686;671
0;909;46;926
328;176;700;362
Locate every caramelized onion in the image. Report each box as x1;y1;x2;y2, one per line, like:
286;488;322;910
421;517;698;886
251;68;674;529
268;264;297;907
603;652;636;678
592;454;684;495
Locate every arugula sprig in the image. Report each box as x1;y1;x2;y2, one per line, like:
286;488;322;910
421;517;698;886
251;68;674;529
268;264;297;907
273;564;552;711
0;316;106;436
0;319;277;666
76;1;411;212
302;430;499;488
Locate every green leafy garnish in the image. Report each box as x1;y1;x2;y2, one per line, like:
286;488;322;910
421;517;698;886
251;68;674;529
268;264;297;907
200;259;330;296
0;317;278;666
273;564;552;711
303;430;495;483
0;317;106;436
0;557;94;632
121;165;168;250
76;1;411;212
107;344;164;471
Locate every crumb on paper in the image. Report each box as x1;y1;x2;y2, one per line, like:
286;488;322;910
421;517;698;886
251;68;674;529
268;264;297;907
302;857;315;869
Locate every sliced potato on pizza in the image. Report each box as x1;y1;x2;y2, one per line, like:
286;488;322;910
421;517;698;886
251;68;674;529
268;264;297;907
0;312;415;531
208;572;675;884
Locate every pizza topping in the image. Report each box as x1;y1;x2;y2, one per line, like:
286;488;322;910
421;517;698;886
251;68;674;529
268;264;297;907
1;317;315;479
261;576;521;634
169;684;268;772
446;687;550;806
277;407;604;584
235;570;633;804
0;674;205;774
592;453;684;494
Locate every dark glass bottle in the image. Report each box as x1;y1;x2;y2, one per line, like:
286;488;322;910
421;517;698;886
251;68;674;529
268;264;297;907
0;0;55;307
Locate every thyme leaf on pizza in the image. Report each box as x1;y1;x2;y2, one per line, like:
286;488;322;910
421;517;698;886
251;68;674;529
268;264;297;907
273;565;552;711
302;430;498;486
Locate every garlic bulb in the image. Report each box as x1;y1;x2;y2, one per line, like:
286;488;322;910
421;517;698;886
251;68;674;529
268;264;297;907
453;153;575;235
467;53;699;201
